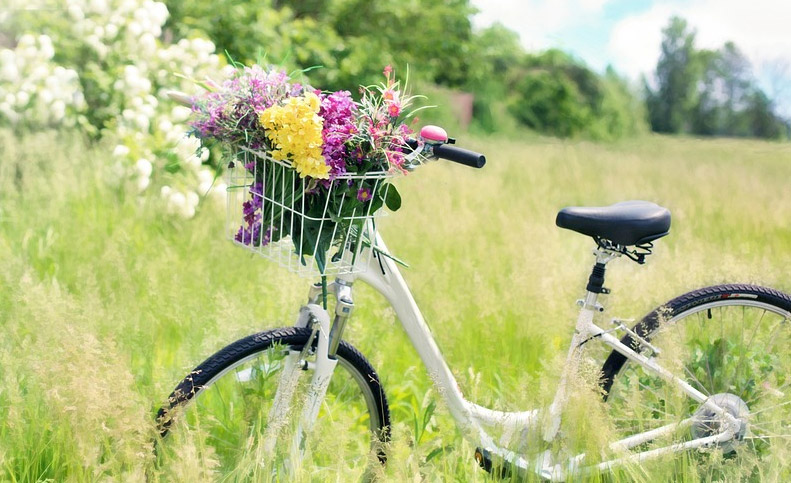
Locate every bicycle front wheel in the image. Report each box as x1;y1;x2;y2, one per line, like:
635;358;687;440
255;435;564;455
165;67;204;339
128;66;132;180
601;284;791;478
156;326;390;477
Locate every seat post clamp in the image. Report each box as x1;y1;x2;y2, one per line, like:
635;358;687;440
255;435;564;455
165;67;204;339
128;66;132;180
586;262;608;294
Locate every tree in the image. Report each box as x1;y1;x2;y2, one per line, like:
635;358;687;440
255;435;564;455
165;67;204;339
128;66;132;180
692;43;753;136
507;50;646;139
165;0;478;92
646;16;702;133
648;17;785;139
745;90;783;139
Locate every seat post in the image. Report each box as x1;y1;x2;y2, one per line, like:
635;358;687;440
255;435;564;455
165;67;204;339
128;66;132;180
581;247;620;310
587;262;608;295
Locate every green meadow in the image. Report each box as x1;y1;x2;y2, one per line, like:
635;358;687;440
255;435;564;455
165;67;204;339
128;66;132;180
2;129;791;481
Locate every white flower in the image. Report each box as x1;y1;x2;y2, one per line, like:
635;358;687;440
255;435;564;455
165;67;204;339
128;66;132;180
197;169;215;195
165;127;185;145
136;175;150;192
127;21;142;37
51;100;66;121
157;119;173;133
0;54;18;81
89;0;108;14
44;75;59;91
67;5;84;21
135;158;152;177
38;35;54;60
135;113;150;131
139;33;156;54
113;144;130;157
38;89;53;104
171;105;191;123
105;23;118;39
0;102;19;124
212;182;227;199
16;91;29;107
167;191;185;213
17;34;35;49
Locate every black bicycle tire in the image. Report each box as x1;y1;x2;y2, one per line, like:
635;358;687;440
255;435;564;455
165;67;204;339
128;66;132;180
600;283;791;399
156;326;391;460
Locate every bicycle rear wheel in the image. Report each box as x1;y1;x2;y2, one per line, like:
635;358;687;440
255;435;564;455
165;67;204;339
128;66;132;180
601;284;791;478
156;327;390;477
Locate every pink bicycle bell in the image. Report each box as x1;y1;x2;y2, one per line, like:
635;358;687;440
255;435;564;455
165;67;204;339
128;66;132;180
420;125;448;145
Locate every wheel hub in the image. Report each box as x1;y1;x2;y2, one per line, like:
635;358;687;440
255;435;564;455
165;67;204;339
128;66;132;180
691;393;749;453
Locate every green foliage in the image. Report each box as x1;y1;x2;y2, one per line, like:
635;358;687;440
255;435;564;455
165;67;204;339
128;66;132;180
463;23;524;133
647;16;786;139
507;50;647;140
646;17;702;134
2;0;227;217
164;0;476;92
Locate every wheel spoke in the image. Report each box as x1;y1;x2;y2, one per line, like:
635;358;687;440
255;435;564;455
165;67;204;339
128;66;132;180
157;327;389;474
602;287;791;469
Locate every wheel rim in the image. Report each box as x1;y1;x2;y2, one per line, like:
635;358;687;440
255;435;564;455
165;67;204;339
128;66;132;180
159;341;384;476
606;300;791;475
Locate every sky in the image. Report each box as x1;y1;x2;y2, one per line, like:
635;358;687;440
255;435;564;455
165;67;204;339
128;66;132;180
470;0;791;117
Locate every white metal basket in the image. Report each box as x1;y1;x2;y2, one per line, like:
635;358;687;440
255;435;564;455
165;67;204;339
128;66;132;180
226;148;393;277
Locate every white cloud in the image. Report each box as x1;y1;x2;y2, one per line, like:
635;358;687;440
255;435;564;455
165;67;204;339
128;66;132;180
609;0;791;81
608;5;673;79
471;0;612;50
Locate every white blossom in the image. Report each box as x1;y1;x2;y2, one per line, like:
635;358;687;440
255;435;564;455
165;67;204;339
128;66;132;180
135;158;152;178
113;144;131;157
2;0;224;218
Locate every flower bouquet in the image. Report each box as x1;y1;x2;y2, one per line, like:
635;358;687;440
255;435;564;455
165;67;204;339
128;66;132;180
186;64;425;276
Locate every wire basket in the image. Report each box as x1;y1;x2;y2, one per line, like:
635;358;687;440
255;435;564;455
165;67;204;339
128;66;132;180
226;148;393;277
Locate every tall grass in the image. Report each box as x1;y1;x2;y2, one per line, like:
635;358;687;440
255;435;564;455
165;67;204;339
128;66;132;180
1;128;790;481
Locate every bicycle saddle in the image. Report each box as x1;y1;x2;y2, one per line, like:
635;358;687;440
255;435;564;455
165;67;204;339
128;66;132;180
555;201;671;246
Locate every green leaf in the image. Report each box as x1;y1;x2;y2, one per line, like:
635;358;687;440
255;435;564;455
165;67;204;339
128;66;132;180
425;445;454;463
383;184;401;212
372;246;409;267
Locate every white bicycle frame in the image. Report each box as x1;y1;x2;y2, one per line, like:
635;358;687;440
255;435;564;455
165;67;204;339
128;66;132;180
278;229;742;481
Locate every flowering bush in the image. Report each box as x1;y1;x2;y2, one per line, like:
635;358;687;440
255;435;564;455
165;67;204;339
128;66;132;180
0;0;226;217
187;64;424;272
0;35;86;129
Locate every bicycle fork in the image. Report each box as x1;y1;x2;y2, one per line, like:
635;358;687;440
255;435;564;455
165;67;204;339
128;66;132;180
262;280;355;463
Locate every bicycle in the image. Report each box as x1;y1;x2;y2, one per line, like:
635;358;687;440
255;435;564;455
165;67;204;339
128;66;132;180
155;126;791;480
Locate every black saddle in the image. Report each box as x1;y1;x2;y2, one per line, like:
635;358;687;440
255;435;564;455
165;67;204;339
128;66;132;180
556;201;671;246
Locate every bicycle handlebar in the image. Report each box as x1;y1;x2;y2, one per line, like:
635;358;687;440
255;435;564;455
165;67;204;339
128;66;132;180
405;134;486;169
431;144;486;168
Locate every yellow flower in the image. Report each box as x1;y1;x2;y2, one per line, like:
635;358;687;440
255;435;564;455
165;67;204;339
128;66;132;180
259;92;329;179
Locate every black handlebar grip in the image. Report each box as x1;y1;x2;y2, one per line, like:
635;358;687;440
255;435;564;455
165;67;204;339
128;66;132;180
432;144;486;168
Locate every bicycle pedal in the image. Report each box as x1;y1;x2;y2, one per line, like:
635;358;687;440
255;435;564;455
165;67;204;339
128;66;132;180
474;447;512;479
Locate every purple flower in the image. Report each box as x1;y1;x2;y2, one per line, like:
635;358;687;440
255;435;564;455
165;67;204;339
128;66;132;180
188;65;301;148
319;90;357;179
235;222;275;247
236;182;274;247
356;187;372;202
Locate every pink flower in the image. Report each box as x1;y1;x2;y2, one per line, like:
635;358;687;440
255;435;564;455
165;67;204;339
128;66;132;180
383;65;392;77
388;102;401;118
